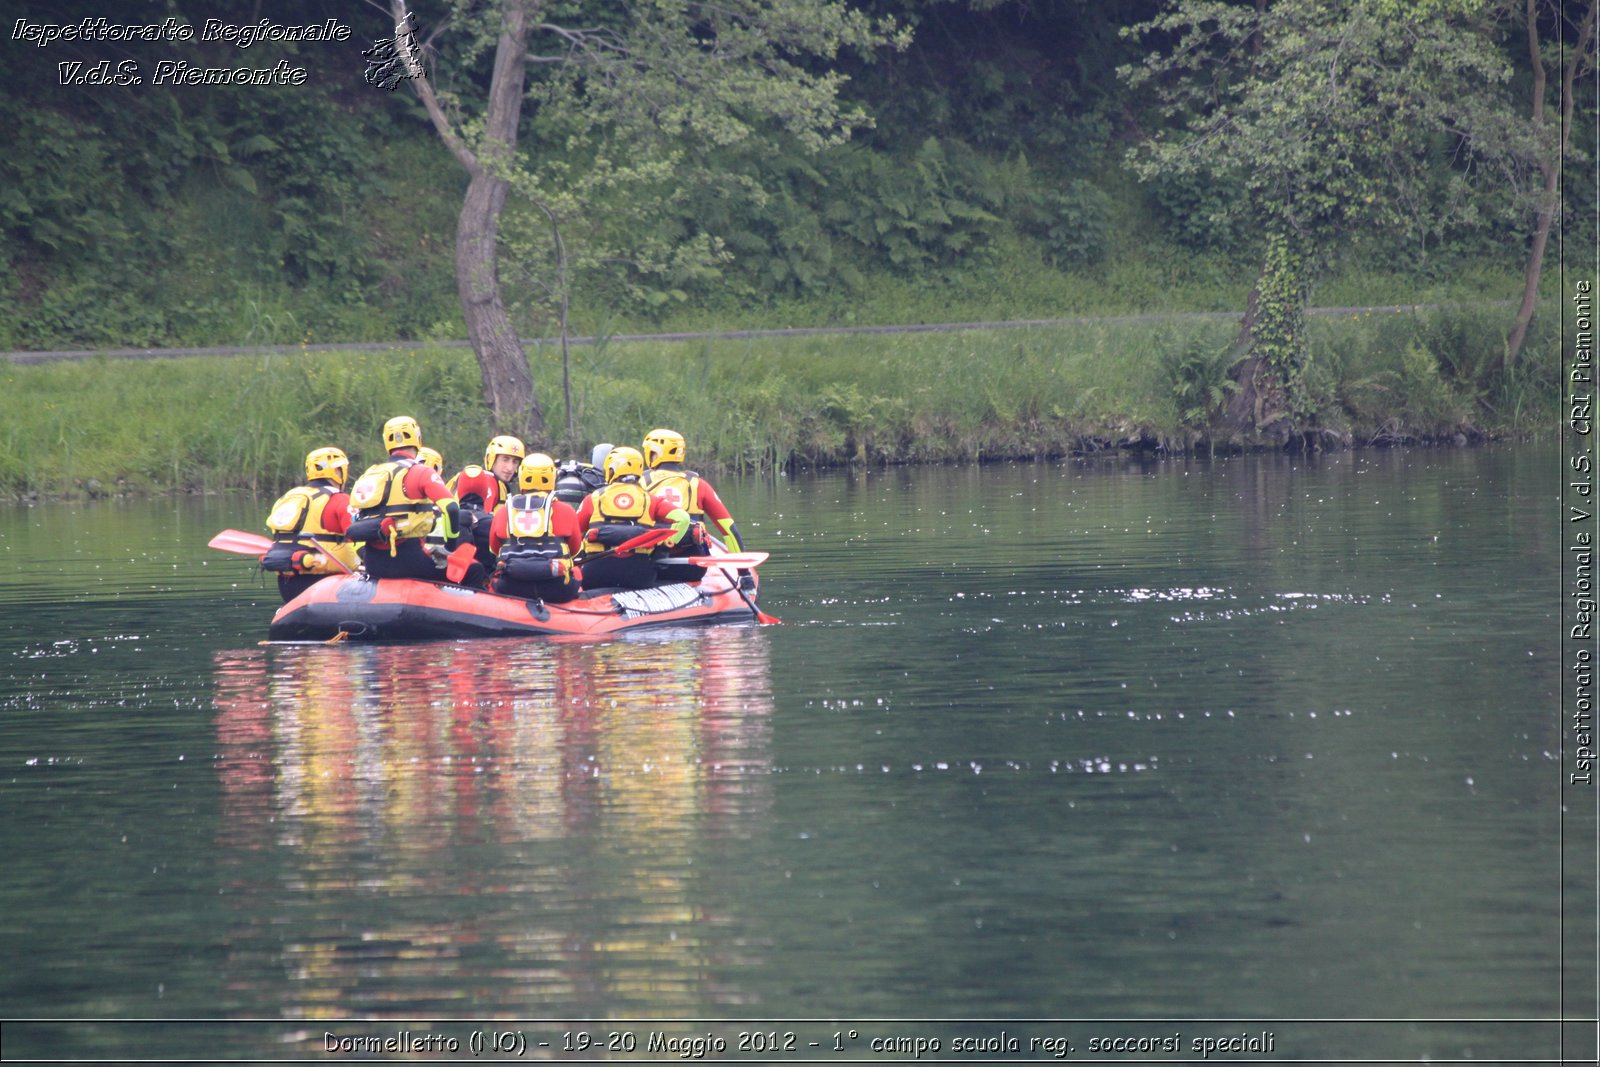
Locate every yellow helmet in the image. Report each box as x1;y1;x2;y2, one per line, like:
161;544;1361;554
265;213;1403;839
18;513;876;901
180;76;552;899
604;446;645;483
382;415;422;451
417;447;444;473
304;446;349;486
517;452;557;492
643;427;686;468
484;435;526;469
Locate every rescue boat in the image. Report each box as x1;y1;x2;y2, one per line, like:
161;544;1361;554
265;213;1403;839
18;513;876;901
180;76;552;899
267;565;762;642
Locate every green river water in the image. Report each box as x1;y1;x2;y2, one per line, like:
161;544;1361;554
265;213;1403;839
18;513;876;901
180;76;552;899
0;444;1591;1062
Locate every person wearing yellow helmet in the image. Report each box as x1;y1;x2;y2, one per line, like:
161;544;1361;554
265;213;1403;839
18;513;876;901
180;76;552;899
485;434;527;481
449;435;525;511
446;435;526;574
417;447;457;565
572;445;694;590
641;427;750;586
485;453;586;602
261;446;359;602
380;414;422;451
347;415;466;581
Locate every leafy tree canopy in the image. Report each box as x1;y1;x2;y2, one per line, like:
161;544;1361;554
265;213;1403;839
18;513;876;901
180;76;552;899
1119;0;1528;438
1121;0;1520;246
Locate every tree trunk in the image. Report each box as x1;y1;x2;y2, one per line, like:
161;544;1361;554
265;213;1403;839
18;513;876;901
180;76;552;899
458;171;540;435
1224;231;1305;446
1225;320;1291;446
1505;0;1597;372
461;2;542;436
1226;284;1271;439
1506;157;1559;371
394;0;543;437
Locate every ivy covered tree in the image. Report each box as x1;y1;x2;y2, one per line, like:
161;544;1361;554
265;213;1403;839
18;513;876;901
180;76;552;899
1120;0;1519;446
378;0;905;439
1505;0;1597;371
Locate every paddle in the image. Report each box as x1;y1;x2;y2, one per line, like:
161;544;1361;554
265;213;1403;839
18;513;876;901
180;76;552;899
208;529;272;556
582;525;677;563
444;542;479;583
681;552;769;569
724;561;779;624
471;526;675;587
685;550;778;624
208;528;353;574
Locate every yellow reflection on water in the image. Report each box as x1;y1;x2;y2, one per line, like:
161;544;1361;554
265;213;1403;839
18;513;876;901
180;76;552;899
211;628;774;1020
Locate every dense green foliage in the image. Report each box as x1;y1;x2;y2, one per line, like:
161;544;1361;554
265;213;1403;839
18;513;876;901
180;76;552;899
6;1;1585;345
0;0;1588;490
1121;0;1549;438
0;0;463;350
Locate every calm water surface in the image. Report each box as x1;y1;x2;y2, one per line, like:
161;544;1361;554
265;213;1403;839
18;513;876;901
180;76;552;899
0;444;1589;1061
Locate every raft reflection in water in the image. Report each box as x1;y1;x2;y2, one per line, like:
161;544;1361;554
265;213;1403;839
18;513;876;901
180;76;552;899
211;628;775;1022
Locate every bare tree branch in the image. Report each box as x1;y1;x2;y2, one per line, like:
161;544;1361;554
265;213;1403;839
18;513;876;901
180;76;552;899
387;0;478;172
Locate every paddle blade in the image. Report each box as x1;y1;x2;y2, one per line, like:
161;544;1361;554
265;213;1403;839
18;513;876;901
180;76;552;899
615;526;678;555
209;529;273;557
683;551;769;569
730;579;780;624
707;553;780;624
445;542;478;583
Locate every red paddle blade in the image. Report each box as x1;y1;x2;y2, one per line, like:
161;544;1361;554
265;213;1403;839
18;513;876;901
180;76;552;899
615;526;678;555
707;555;780;624
209;529;273;556
683;552;769;569
445;542;478;583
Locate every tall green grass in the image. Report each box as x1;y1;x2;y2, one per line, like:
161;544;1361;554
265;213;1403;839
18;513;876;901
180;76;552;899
0;301;1563;500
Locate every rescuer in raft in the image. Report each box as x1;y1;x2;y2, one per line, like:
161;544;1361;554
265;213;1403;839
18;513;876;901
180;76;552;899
448;434;525;573
260;446;359;602
573;445;694;590
416;446;457;572
640;427;750;586
346;415;465;581
486;452;585;603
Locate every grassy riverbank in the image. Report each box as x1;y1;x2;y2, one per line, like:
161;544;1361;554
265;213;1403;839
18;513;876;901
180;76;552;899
0;296;1564;502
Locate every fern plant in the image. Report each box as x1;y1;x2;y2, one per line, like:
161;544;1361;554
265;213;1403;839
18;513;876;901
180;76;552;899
1160;339;1240;436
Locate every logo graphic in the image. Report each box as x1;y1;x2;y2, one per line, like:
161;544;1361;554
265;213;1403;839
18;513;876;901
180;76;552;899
511;510;548;537
362;12;422;91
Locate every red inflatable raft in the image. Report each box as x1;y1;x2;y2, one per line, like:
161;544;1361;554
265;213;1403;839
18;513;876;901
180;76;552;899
268;566;762;642
207;527;773;641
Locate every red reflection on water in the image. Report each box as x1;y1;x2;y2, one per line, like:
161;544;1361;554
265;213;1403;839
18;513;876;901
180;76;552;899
209;629;774;1019
212;649;276;853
